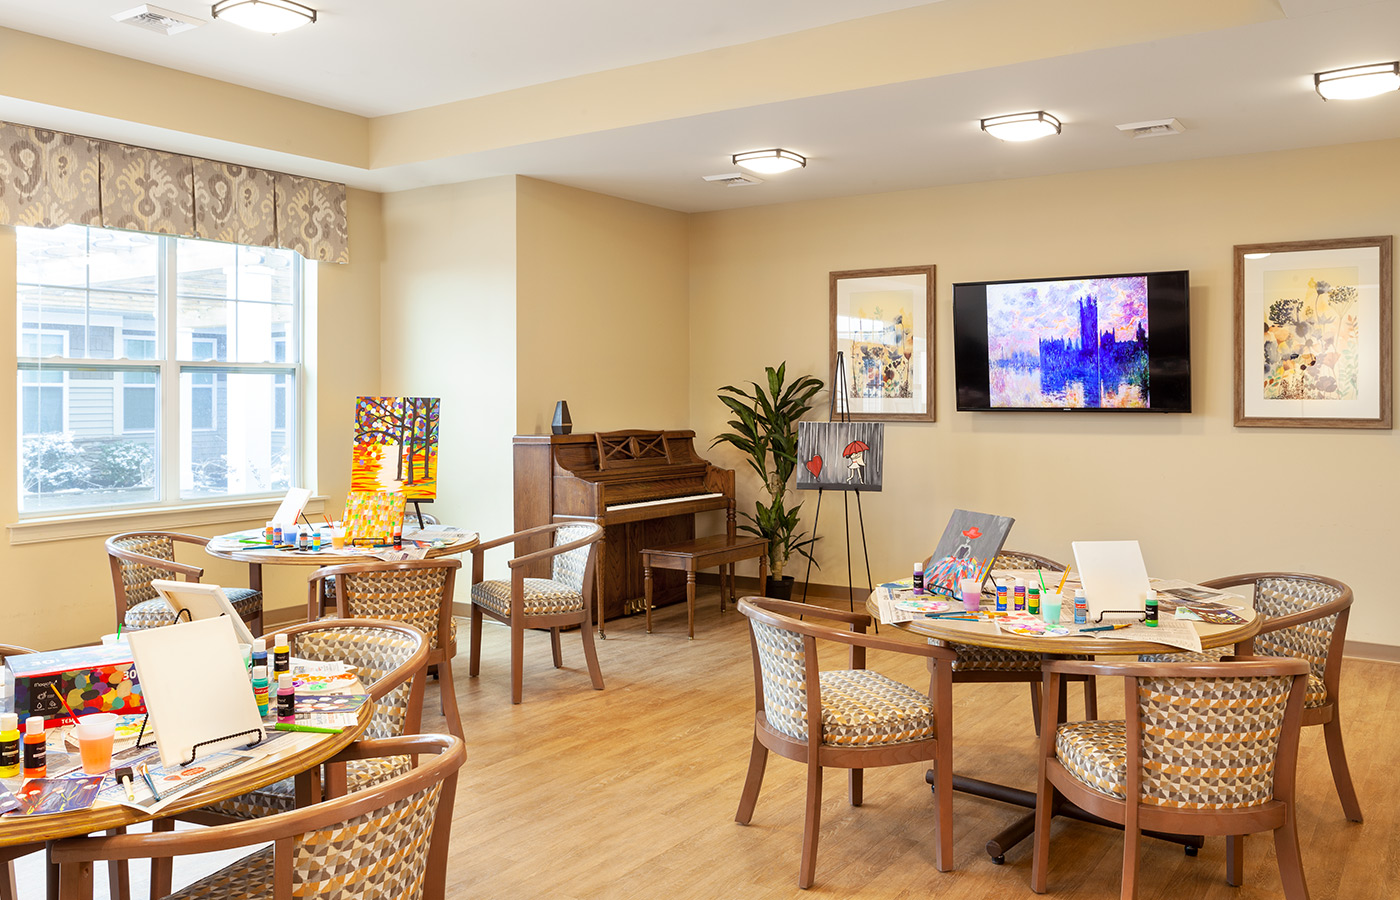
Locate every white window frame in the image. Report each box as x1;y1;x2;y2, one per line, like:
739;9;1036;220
18;329;70;436
15;226;305;518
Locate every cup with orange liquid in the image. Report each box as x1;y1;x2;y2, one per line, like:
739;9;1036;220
75;713;118;774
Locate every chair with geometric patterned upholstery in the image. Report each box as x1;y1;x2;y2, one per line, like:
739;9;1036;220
308;561;462;738
936;551;1096;734
1139;571;1361;822
1031;656;1311;900
51;733;465;900
735;597;957;889
468;522;604;705
105;531;263;635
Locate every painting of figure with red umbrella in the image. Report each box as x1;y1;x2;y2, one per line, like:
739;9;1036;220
922;509;1015;598
795;422;883;492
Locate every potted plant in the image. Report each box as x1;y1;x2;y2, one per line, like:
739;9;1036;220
713;363;824;600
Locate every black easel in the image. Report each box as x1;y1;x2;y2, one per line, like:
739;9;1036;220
408;499;432;529
799;351;874;612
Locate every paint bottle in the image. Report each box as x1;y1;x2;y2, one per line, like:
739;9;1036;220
272;633;291;680
1145;590;1159;628
263;522;275;544
1028;586;1041;617
22;716;46;778
912;562;924;596
1073;589;1088;625
273;523;283;547
1014;580;1026;612
312;530;322;552
252;666;271;717
276;674;296;723
393;522;403;550
251;637;267;673
995;585;1008;612
297;529;310;551
0;713;19;778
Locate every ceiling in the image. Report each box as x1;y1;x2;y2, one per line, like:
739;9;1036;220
1;0;1399;213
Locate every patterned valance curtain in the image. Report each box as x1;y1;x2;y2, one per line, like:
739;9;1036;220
0;121;348;264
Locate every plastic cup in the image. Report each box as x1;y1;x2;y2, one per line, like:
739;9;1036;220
331;528;346;549
100;633;122;646
960;578;982;611
75;713;118;774
1043;593;1063;625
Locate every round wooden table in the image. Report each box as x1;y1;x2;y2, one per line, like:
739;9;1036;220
868;572;1263;864
0;702;371;848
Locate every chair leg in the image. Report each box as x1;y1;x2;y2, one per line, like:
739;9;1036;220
799;758;823;889
150;818;174;898
1083;676;1098;720
1322;715;1363;822
510;620;525;705
1031;783;1054;893
735;736;768;825
437;657;464;738
579;614;605;691
550;628;563;669
1029;682;1042;736
1225;834;1245;887
1121;822;1141;900
849;768;863;807
1274;808;1310;900
467;604;483;678
105;828;130;900
0;859;16;900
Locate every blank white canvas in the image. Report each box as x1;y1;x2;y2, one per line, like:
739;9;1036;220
127;617;264;769
1072;541;1150;619
271;487;312;526
151;580;255;646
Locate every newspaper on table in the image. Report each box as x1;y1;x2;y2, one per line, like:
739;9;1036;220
1088;615;1204;652
872;584;918;624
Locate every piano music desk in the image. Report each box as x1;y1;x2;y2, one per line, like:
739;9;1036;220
641;535;768;639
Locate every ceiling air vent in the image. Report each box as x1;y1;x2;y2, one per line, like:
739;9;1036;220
113;4;207;35
1115;117;1186;139
702;172;763;187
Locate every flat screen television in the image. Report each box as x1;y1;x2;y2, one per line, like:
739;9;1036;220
953;270;1191;412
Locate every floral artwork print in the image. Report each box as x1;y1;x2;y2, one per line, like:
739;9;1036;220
1261;267;1360;401
847;292;914;400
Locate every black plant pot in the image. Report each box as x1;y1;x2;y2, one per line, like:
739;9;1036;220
763;575;796;601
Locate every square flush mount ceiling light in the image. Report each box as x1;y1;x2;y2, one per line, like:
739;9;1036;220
980;111;1062;142
732;149;806;174
1314;62;1400;100
211;0;316;33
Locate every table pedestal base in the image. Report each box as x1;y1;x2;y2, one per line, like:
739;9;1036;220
930;771;1204;864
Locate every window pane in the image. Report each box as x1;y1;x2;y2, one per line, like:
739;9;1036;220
17;226;159;361
177;240;297;364
180;369;291;498
18;365;159;513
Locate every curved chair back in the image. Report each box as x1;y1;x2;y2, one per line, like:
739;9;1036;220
281;618;430;739
993;550;1066;572
310;559;459;653
105;531;208;627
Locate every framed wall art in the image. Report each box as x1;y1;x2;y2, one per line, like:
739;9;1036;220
830;265;935;422
1234;236;1392;429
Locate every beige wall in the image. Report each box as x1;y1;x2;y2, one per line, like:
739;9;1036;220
380;176;518;575
689;139;1400;648
515;177;691;434
0;188;383;649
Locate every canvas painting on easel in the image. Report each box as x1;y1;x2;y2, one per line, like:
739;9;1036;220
922;509;1015;597
795;422;884;492
352;397;440;501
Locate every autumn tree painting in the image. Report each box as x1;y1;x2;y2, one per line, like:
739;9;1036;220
352;396;440;499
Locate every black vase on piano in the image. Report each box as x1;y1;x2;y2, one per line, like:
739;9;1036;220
513;430;735;623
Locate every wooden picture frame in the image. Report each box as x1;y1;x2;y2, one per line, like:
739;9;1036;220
1234;236;1392;429
829;265;935;422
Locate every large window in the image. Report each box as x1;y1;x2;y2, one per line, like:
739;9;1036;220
17;225;303;514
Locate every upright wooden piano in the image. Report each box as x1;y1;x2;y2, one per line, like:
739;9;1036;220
513;430;735;635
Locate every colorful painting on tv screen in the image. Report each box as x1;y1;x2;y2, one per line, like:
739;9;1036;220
986;276;1150;408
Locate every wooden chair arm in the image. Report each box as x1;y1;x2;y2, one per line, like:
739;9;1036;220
745;596;871;629
473;523;572;553
50;735;463;864
737;598;957;661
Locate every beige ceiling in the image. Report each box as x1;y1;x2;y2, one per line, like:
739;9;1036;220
0;0;1398;212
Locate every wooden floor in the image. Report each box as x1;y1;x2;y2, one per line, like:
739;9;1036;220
420;590;1396;900
18;589;1395;898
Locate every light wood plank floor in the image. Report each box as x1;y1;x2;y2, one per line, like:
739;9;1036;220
18;589;1393;898
420;591;1395;900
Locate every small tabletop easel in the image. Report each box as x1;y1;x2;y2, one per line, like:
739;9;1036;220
799;351;874;612
408;498;432;529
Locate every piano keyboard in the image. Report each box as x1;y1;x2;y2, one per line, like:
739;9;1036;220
607;492;724;511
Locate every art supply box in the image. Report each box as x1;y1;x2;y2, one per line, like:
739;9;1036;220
4;643;144;727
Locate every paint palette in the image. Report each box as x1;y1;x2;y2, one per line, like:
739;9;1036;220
894;598;950;614
293;692;370;715
996;616;1072;638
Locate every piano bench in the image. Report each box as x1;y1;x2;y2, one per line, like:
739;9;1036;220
640;535;769;639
